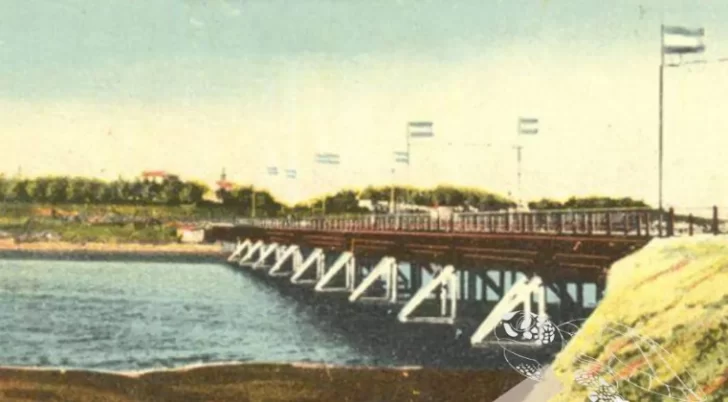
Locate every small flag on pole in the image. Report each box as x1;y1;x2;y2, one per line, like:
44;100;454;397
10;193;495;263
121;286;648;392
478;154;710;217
518;117;539;135
267;166;279;176
407;121;434;138
285;169;297;179
315;153;340;165
662;25;705;55
394;151;409;164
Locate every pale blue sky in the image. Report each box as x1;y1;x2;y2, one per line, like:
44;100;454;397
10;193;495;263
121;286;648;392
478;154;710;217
1;0;728;208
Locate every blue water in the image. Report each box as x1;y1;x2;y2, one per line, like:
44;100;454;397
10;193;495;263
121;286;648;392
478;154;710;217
0;259;371;371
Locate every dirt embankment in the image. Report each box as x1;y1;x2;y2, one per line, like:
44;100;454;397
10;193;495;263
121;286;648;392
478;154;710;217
0;363;522;402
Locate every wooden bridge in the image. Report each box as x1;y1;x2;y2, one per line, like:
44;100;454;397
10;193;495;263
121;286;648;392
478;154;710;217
208;207;716;280
211;207;721;352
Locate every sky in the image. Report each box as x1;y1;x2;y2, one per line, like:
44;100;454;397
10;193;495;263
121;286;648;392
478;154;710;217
1;0;728;210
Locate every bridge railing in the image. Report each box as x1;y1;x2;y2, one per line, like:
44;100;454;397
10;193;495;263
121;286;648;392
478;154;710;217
232;206;725;237
454;208;663;236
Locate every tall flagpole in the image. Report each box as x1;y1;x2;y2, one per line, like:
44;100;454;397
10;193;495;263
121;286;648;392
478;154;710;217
514;145;523;209
390;168;396;214
658;24;665;234
251;185;256;218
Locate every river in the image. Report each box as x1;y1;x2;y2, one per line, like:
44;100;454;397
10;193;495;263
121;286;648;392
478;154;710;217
0;259;376;371
0;257;598;372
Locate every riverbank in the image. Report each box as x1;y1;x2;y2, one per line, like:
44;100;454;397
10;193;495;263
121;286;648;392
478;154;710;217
0;362;523;402
548;235;728;401
0;239;227;262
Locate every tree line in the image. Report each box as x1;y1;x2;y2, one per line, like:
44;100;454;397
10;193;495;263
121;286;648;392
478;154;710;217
0;176;210;206
528;196;650;210
356;185;516;211
0;175;651;216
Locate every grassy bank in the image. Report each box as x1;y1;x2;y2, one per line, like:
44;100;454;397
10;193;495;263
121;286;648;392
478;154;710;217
0;203;231;243
0;363;523;402
0;219;180;244
549;236;728;401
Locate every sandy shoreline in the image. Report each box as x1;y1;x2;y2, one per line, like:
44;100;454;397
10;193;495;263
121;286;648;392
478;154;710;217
0;239;226;255
0;362;523;402
0;240;229;263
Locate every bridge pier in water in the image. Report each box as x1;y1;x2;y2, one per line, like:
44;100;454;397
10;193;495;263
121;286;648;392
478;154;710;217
227;238;608;350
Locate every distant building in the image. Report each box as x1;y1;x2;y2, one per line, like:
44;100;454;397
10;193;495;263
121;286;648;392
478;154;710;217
177;226;205;244
141;170;179;182
216;168;234;192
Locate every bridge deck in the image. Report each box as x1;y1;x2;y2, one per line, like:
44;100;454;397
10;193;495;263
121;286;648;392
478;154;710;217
207;226;650;281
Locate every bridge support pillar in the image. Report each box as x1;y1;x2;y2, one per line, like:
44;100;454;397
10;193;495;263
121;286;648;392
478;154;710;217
596;280;606;301
349;256;398;303
227;239;251;262
499;270;507;299
410;264;423;294
314;252;356;292
238;240;264;266
551;281;576;322
470;275;548;347
291;248;325;285
269;245;303;277
575;282;584;318
467;271;477;301
252;242;279;270
398;265;458;324
475;271;503;302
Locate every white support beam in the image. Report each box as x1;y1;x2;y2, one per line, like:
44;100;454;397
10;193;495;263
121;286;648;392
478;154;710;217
470;275;547;346
269;245;302;277
388;257;398;303
239;240;263;266
291;248;325;284
227;239;251;262
252;242;279;270
314;252;355;292
275;245;287;261
397;265;458;324
348;256;397;303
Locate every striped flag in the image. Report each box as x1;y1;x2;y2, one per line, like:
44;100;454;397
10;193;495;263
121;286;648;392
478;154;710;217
663;25;705;55
407;121;434;138
315;152;340;165
266;166;279;176
394;151;409;164
285;169;297;179
518;117;539;135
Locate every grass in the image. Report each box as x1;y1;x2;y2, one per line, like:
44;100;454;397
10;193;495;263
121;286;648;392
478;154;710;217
0;219;179;244
549;236;728;402
0;202;231;243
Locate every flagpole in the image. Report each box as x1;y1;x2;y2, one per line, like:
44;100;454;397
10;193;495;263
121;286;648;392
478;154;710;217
658;24;665;235
515;145;523;209
403;122;411;214
390;168;396;215
251;185;256;218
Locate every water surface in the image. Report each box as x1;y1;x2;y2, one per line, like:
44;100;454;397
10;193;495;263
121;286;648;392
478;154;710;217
0;259;370;371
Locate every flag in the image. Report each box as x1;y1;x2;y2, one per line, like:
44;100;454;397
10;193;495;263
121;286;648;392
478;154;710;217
407;121;434;138
518;117;538;135
662;25;705;55
394;151;409;164
285;169;297;179
315;153;340;165
267;166;279;176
